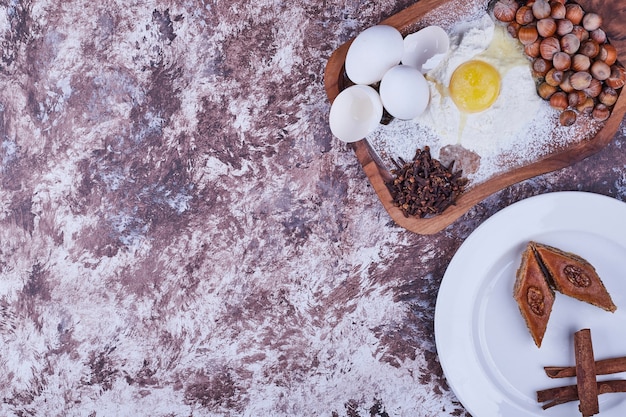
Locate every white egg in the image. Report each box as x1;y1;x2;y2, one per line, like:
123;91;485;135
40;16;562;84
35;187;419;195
379;65;430;120
345;25;404;85
329;85;383;143
402;25;450;73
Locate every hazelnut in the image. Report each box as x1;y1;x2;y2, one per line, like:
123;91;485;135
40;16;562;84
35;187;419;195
570;25;589;42
524;39;542;58
552;52;571;71
606;65;626;89
507;22;521;39
591;60;611;81
538;82;558;99
519;26;539;45
560;33;580;55
559;109;577;126
582;13;603;32
570;71;593;90
493;0;520;22
565;3;584;25
516;6;535;25
580;40;600;58
545;68;564;86
571;54;591;72
592;103;611;121
532;0;552;19
599;86;619;106
550;1;566;19
533;57;553;77
576;97;595;114
583;78;603;98
590;28;607;44
598;44;618;66
549;91;569;110
540;37;561;60
567;90;587;107
537;18;557;38
560;71;575;93
556;18;574;36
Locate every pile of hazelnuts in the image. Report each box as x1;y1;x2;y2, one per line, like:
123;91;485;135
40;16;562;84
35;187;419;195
493;0;625;126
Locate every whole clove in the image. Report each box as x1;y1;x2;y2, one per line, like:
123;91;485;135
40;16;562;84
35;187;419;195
387;146;468;218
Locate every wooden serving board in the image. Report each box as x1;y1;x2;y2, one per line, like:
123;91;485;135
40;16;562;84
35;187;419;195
324;0;626;235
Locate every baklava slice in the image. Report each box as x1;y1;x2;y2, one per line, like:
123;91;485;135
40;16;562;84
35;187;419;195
514;243;556;348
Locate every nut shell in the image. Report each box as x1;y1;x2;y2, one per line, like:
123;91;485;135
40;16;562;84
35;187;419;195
550;1;566;19
606;65;626;89
516;6;535;25
565;3;584;25
570;71;593;90
552;52;571;71
493;0;519;22
576;97;595;113
582;13;602;32
580;40;600;58
599;86;618;106
570;25;589;42
590;28;607;44
549;91;569;110
519;26;539;45
591;60;611;81
571;54;591;72
532;0;552;19
537;18;557;38
540;37;561;60
567;90;587;107
560;33;580;55
533;57;553;76
598;44;617;66
583;78;602;98
556;18;574;36
545;68;564;86
507;22;521;39
560;71;575;93
592;103;611;121
559;109;577;126
524;39;542;58
538;82;558;99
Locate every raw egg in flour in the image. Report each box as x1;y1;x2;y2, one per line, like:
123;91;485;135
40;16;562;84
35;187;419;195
413;13;542;156
449;60;501;113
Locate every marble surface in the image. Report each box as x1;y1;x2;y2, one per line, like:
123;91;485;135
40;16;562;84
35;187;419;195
1;0;626;416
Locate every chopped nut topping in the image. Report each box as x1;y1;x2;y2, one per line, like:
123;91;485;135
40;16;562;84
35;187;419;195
527;286;546;316
564;264;592;288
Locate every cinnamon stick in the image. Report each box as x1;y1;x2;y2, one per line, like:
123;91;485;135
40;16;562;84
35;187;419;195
575;329;599;416
537;380;626;409
545;356;626;378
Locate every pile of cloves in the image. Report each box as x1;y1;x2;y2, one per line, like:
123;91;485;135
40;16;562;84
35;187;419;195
387;147;468;218
494;0;626;126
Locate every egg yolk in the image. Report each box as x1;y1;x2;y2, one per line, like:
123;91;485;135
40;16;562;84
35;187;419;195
449;60;501;113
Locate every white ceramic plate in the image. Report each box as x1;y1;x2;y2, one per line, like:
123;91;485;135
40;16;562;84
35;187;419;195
435;191;626;417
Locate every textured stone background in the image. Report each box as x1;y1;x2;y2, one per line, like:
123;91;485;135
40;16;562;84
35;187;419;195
1;0;625;416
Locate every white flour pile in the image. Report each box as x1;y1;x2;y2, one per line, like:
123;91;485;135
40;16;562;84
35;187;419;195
368;10;602;184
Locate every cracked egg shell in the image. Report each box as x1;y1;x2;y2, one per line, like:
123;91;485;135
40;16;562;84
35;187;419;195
402;25;450;73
